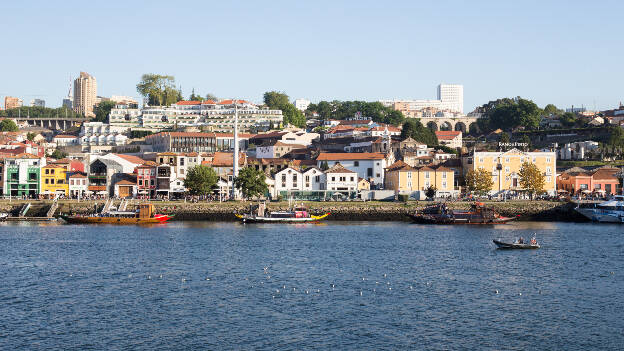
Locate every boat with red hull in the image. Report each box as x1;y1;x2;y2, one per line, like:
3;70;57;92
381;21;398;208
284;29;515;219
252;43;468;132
408;202;516;224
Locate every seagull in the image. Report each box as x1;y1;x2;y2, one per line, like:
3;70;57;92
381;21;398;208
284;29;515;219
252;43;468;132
495;290;499;294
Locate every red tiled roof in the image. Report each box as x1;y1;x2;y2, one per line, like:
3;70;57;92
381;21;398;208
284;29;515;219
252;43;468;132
217;99;249;105
211;152;246;167
325;162;356;174
116;180;136;186
316;152;386;161
54;135;77;138
175;100;202;105
435;131;461;140
386;160;416;172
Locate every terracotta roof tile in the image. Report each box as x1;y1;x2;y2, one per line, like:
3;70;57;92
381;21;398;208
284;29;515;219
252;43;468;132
316;152;386;161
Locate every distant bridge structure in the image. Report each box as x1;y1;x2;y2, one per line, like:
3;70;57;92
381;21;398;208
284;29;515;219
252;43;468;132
13;117;89;131
416;116;479;133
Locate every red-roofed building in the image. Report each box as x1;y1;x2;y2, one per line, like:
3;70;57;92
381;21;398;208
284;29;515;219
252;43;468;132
435;131;462;148
316;152;389;187
146;131;252;153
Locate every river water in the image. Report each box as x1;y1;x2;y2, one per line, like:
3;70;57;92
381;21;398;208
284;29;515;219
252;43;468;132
0;221;622;350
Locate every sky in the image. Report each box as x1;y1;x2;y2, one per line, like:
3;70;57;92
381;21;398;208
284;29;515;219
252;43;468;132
1;0;623;112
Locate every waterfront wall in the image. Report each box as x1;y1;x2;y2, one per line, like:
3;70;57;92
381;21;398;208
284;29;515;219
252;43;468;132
0;200;588;222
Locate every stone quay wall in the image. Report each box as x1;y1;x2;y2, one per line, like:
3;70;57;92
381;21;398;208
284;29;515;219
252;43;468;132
0;200;588;222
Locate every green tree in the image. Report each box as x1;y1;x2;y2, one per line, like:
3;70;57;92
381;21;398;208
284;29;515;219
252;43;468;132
93;100;116;122
263;91;291;109
500;132;510;144
520;134;532;150
519;162;545;199
50;149;68;159
425;185;437;199
401;119;438;145
184;165;218;196
189;88;203;101
465;168;494;196
543;104;559;115
320;161;329;171
559;112;578;127
26;132;36;141
136;74;182;106
263;91;306;128
607;126;624;148
205;93;218;101
476;97;541;132
0;119;18;132
0;106;83;118
305;100;405;126
234;167;268;199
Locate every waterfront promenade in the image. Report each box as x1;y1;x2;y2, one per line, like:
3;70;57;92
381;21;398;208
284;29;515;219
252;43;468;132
0;199;589;222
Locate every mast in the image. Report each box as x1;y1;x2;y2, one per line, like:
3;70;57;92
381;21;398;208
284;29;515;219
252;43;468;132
232;99;239;200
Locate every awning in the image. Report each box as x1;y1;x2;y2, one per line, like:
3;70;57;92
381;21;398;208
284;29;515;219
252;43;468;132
595;189;606;193
582;190;591;194
557;189;569;193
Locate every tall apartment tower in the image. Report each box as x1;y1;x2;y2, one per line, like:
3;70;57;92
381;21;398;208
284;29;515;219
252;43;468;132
73;72;97;117
437;83;463;113
4;96;23;110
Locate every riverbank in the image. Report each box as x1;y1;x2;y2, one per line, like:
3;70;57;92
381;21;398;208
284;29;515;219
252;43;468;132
0;199;589;222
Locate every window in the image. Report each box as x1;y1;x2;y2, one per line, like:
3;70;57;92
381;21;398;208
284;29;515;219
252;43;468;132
293;174;297;183
350;177;354;182
331;176;335;181
282;174;286;183
425;172;430;179
505;167;510;173
595;184;601;189
546;167;551;175
315;176;320;182
442;181;447;189
51;169;55;174
180;158;185;166
442;172;447;179
305;176;310;182
367;168;373;177
45;179;49;184
45;169;49;175
50;179;55;184
29;173;36;181
139;180;143;186
407;172;412;179
546;158;551;163
150;180;154;186
479;158;484;163
58;179;63;184
354;161;359;167
376;173;380;178
505;158;510;163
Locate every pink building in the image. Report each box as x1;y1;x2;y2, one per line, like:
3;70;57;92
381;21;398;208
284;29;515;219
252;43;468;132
136;161;157;198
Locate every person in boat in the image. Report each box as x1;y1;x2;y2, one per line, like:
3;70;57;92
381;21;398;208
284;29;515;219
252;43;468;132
530;237;537;245
516;237;524;244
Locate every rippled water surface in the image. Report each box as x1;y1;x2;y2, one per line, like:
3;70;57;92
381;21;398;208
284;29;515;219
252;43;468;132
1;221;623;350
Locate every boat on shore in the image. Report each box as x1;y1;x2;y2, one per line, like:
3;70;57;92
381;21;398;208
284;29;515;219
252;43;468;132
235;202;330;223
408;202;516;224
575;195;624;223
493;239;540;249
60;203;173;224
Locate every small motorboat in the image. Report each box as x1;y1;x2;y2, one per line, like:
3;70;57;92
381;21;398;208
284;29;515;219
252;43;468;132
493;239;540;250
0;212;8;221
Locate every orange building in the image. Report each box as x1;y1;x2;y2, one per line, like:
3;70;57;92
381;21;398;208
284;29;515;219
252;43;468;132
557;167;621;196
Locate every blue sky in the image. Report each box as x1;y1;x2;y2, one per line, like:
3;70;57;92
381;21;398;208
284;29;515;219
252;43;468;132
1;0;623;112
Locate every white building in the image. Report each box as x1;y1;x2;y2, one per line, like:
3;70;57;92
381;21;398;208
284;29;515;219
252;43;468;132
273;166;332;196
316;152;388;187
30;99;45;107
294;98;311;111
324;163;358;191
53;135;79;146
255;141;307;159
379;83;464;114
437;83;463;113
79;122;129;147
68;173;88;198
435;131;462;148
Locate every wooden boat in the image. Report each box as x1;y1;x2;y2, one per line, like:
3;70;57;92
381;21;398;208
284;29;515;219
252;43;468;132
235;202;330;223
60;203;173;224
493;239;540;250
408;202;516;224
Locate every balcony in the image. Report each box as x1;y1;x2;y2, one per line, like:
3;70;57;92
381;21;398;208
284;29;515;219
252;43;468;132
88;185;106;192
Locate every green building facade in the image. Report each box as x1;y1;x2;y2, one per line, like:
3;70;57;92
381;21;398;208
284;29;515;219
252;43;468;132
4;156;42;197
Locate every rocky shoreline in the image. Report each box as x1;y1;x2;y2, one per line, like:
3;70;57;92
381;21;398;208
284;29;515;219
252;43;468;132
0;200;589;222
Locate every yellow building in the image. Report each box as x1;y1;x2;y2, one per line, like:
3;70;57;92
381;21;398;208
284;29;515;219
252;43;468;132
384;160;457;198
462;148;556;196
40;164;69;197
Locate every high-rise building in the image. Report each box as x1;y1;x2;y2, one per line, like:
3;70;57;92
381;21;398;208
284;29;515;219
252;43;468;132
4;96;23;110
73;72;97;117
62;98;72;109
437;84;463;113
30;99;45;108
294;98;311;111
